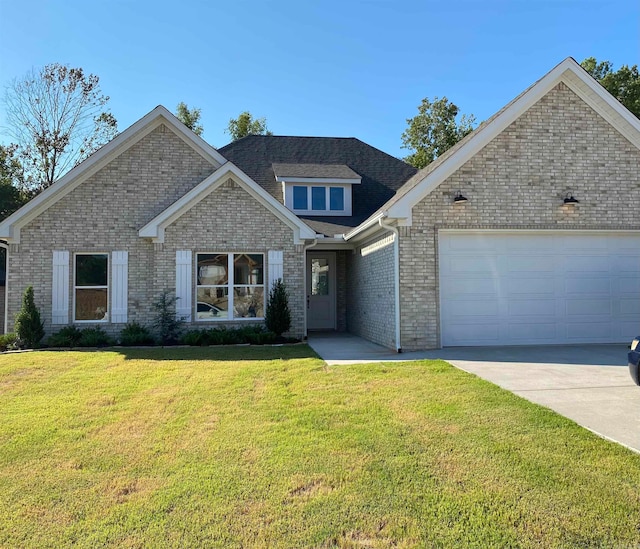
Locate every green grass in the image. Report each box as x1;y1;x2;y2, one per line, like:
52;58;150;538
0;346;639;548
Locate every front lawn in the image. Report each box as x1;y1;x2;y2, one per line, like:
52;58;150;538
0;346;638;547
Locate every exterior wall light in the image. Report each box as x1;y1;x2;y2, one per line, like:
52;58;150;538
563;192;579;205
453;191;468;203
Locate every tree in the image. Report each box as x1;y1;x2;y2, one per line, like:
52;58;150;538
265;279;291;337
0;145;28;221
14;286;45;349
401;97;476;169
3;63;118;191
176;102;204;135
226;111;272;141
581;57;640;119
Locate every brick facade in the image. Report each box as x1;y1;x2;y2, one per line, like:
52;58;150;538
346;234;396;348
6;125;304;339
0;284;4;334
398;83;640;350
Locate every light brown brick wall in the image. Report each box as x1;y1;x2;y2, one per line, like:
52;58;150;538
347;234;396;348
161;179;305;338
399;83;640;350
9;126;302;333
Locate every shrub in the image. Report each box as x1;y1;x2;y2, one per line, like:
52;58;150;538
152;291;183;345
119;323;155;346
46;326;83;348
265;279;291;337
180;329;208;347
79;327;114;347
14;286;45;349
0;333;18;351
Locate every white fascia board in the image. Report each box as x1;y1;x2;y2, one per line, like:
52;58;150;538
275;176;361;184
139;162;316;243
344;212;386;241
0;105;228;243
386;57;640;220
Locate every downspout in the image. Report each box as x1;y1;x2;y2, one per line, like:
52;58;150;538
302;238;318;339
378;217;402;353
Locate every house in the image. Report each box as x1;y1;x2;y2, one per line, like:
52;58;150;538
1;57;639;350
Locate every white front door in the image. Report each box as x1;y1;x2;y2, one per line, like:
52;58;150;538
439;231;640;346
307;252;336;330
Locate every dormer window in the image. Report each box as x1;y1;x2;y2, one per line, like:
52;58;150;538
273;163;361;216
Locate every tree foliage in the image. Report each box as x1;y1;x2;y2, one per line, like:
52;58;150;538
581;57;640;119
401;97;476;169
226;111;272;141
3;63;118;191
176;102;204;135
0;145;29;221
265;279;291;337
14;286;45;349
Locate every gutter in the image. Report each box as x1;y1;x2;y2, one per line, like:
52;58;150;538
378;217;402;353
302;238;318;339
344;212;385;241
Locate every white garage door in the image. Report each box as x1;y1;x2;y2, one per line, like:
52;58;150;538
439;231;640;346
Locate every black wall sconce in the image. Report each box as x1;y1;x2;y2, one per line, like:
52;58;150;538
454;191;468;204
563;192;579;205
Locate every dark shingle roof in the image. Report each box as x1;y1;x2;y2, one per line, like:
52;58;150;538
218;136;417;236
272;163;361;180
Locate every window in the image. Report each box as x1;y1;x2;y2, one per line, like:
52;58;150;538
196;253;264;320
330;187;344;211
311;187;326;210
75;253;108;321
293;186;307;210
287;184;350;215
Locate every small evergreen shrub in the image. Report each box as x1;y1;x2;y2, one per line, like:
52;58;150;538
0;333;18;351
265;279;291;337
152;291;183;345
46;326;83;348
119;323;155;346
180;329;208;346
14;286;45;349
79;327;114;347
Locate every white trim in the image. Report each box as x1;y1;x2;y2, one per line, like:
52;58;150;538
195;252;265;322
139;162;316;243
0;106;227;244
176;250;193;322
73;252;110;323
276;176;361;185
360;57;640;223
267;250;284;290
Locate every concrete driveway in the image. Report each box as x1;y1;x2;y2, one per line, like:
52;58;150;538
308;334;640;453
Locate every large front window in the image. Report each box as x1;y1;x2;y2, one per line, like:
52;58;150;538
196;253;264;320
75;253;108;321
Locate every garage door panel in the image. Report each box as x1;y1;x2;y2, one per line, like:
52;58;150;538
565;278;611;295
439;232;640;346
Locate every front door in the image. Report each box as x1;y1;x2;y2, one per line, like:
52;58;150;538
307;252;336;330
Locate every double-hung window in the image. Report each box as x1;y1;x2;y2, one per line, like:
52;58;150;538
196;253;264;320
74;253;109;321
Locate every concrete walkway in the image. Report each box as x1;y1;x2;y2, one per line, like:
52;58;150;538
307;333;640;453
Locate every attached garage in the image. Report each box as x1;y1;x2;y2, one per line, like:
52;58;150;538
439;231;640;346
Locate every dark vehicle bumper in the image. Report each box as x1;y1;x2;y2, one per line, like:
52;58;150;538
629;337;640;386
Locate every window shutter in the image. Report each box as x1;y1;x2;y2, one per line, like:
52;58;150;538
52;251;69;325
111;251;128;323
268;250;284;291
176;250;193;322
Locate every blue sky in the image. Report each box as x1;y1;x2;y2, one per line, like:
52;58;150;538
0;0;638;158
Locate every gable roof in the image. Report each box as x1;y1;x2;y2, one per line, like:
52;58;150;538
219;136;417;235
139;162;316;243
346;57;640;236
0;106;227;243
